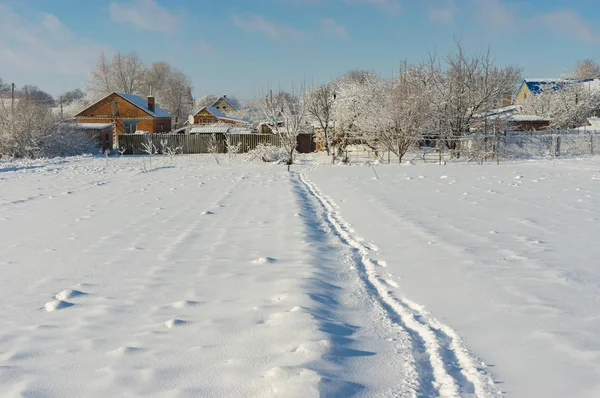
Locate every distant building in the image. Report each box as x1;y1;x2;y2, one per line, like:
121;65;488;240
209;95;239;114
192;106;250;126
515;78;598;103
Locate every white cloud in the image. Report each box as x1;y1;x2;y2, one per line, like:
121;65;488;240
0;4;109;92
471;0;515;30
344;0;402;15
109;0;182;34
428;0;457;23
537;9;600;43
232;14;305;41
322;18;348;38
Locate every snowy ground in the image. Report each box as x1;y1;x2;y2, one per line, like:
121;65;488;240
1;154;599;397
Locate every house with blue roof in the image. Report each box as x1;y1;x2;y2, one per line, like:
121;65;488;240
209;95;239;114
515;78;594;103
75;92;173;137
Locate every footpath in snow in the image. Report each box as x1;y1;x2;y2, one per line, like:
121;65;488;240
308;157;600;398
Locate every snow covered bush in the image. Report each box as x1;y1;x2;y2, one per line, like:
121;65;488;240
245;143;290;163
0;98;98;158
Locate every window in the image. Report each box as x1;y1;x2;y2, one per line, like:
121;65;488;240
123;120;138;134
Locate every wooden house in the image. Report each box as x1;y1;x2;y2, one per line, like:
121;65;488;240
74;93;172;137
192;106;250;126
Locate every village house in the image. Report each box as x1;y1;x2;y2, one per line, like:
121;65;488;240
209;95;239;114
74;92;173;138
473;105;551;132
515;78;600;103
191;106;250;126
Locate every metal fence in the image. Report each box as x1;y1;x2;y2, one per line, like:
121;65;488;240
117;133;282;155
343;130;600;164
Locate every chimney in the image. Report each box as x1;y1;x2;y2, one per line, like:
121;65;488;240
223;94;227;98
148;96;155;113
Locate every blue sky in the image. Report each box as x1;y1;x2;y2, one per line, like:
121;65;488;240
1;0;599;101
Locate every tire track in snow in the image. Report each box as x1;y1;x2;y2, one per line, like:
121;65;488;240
298;173;499;398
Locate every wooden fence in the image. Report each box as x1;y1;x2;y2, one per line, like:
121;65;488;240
117;133;282;155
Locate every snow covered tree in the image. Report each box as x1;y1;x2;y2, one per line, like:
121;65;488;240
427;42;521;156
329;70;379;160
357;63;433;163
0;97;96;158
261;87;306;168
521;80;600;129
231;99;263;126
305;83;336;157
574;59;600;79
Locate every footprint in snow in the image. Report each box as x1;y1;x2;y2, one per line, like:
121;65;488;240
55;289;87;300
163;319;189;328
44;300;74;312
385;279;399;288
251;257;276;265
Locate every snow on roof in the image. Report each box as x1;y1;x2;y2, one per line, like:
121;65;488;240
188;123;255;134
210;96;239;111
116;93;172;118
588;117;600;128
582;79;600;92
522;78;596;95
196;106;251;125
507;115;550;122
72;123;113;130
190;124;232;134
576;117;600;131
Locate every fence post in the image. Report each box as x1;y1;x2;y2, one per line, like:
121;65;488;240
553;134;561;157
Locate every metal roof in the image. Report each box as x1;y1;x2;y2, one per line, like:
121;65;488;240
522;78;594;95
196;106;252;125
116;93;172;118
210;96;239;111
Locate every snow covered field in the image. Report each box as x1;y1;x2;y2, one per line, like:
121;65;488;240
1;154;599;397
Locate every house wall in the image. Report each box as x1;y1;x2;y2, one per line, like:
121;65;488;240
211;98;236;114
515;84;531;104
193;109;239;125
75;93;171;135
511;120;550;131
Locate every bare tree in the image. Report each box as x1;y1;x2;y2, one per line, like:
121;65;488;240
574;59;600;79
88;53;114;98
305;83;336;157
261;87;306;169
21;85;54;106
426;41;521;157
88;52;147;98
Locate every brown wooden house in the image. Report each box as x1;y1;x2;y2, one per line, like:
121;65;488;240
192;106;250;126
75;93;173;137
